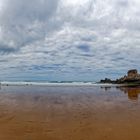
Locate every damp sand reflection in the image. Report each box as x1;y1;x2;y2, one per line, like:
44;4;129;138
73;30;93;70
117;86;140;101
101;85;140;101
0;85;140;140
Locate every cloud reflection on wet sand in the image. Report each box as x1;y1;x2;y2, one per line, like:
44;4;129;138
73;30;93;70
0;85;140;140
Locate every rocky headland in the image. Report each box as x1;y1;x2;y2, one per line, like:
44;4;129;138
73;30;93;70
100;69;140;84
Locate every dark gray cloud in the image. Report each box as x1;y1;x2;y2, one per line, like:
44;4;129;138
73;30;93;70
0;0;60;51
0;44;17;53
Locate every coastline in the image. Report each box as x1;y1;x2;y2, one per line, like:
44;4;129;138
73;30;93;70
1;81;140;88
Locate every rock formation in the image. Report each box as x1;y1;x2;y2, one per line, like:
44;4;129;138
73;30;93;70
100;69;140;84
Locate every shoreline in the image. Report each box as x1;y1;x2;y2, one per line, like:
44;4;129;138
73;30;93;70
0;82;124;87
1;82;140;88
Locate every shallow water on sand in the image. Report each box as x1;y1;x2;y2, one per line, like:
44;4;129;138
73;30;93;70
0;85;140;140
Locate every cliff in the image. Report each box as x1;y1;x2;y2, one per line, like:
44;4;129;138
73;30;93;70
100;69;140;84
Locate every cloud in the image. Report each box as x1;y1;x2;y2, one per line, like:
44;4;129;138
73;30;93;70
0;0;60;52
0;0;140;81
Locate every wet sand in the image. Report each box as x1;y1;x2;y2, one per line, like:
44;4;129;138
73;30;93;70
0;85;140;140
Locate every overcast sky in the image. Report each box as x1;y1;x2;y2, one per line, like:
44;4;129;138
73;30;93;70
0;0;140;81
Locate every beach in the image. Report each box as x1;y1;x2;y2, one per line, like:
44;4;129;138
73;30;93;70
0;84;140;140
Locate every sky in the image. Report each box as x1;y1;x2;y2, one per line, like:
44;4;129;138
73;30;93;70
0;0;140;81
